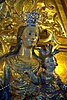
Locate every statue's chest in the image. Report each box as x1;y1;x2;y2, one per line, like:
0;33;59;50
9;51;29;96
7;56;40;76
6;56;40;95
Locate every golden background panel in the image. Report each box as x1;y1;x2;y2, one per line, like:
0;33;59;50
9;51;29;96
55;52;67;83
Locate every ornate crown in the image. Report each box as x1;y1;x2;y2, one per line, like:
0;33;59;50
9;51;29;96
24;11;39;26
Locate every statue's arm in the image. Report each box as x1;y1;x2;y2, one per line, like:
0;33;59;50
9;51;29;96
0;63;10;99
26;66;45;85
26;71;40;85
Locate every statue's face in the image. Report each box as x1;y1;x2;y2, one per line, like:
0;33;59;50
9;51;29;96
45;56;57;73
22;26;39;48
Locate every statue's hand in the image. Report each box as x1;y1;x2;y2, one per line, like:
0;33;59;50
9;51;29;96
25;71;39;85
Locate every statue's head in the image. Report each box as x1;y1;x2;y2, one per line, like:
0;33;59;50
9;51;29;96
45;56;58;73
22;26;39;48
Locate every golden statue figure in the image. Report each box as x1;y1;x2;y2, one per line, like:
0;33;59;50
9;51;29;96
0;0;67;100
0;25;65;100
0;26;41;99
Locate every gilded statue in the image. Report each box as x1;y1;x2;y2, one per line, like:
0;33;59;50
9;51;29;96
0;0;67;100
0;25;41;100
0;25;65;100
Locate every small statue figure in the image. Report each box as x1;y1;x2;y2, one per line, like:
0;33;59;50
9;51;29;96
34;44;65;100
